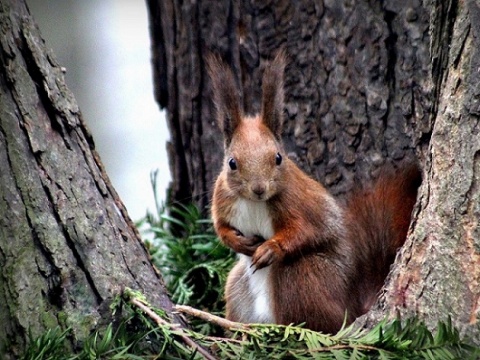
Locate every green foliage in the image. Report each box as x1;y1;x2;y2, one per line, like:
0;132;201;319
20;320;148;360
138;170;235;314
75;321;148;360
21;327;70;360
22;290;480;359
208;317;478;359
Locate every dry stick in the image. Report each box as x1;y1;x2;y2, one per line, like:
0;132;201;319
129;297;217;360
175;305;249;330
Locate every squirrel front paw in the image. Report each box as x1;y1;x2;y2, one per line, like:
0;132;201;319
230;231;265;256
251;239;284;270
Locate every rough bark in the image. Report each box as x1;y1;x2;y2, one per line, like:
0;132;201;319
0;1;175;356
364;0;480;343
150;0;480;343
147;0;431;210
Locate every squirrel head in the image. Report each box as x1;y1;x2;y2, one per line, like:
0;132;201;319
208;51;287;201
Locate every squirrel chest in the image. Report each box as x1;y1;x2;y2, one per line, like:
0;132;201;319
229;198;275;323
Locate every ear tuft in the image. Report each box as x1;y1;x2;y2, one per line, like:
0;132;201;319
206;54;242;146
261;50;287;140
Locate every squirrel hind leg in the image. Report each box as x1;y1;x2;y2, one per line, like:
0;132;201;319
224;261;252;322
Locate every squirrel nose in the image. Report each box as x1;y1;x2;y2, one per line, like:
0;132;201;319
252;185;266;197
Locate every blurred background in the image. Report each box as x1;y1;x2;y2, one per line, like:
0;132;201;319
26;0;171;222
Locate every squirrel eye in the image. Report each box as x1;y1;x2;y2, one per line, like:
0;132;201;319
228;157;237;170
275;152;282;166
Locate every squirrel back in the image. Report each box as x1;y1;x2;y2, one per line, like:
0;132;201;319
208;52;421;333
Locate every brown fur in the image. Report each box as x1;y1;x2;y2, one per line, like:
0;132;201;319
209;52;421;333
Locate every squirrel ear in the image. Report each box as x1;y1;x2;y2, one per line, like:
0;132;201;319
206;53;242;146
261;50;286;140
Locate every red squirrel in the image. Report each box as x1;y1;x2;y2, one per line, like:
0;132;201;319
208;52;421;334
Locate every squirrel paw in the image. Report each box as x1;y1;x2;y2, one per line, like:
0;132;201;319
231;232;265;256
251;239;284;271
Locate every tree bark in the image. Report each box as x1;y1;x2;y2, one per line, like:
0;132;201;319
0;1;175;356
147;0;431;210
150;0;480;343
364;0;480;343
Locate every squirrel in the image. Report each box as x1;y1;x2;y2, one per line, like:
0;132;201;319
208;52;421;334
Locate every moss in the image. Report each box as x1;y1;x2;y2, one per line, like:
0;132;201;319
40;310;59;330
66;312;99;342
57;311;67;327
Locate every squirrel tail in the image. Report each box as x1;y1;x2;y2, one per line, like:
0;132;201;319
346;161;422;313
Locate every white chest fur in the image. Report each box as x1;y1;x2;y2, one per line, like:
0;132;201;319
230;198;274;239
230;199;275;323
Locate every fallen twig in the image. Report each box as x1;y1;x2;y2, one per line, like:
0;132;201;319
129;297;217;360
175;304;249;331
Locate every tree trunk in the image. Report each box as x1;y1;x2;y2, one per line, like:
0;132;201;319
149;0;480;342
364;0;480;342
0;1;175;356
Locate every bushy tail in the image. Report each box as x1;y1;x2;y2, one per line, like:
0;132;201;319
346;162;422;313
